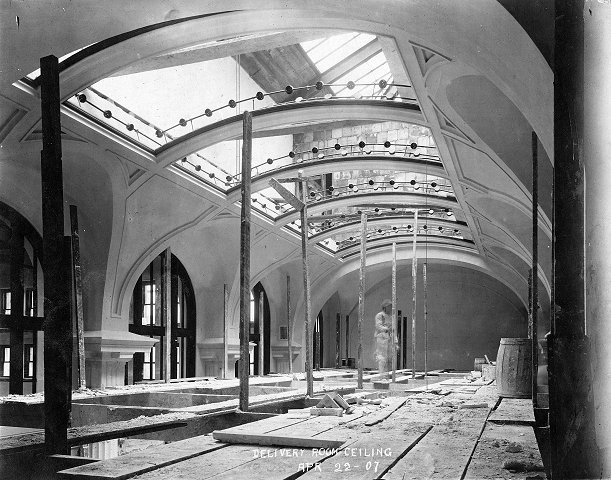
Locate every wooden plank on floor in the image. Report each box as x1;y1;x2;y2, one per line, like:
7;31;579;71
134;444;256;479
464;422;544;479
213;414;309;436
58;434;224;480
384;403;491;479
488;398;535;425
364;397;408;426
211;431;346;449
270;413;360;440
300;425;432;479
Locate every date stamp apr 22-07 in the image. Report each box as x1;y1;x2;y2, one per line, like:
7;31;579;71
251;446;394;474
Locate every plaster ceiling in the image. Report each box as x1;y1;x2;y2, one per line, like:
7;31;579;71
0;2;553;311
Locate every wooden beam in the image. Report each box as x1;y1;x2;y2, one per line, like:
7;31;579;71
527;269;533;339
258;290;264;376
335;312;341;369
162;247;171;383
299;174;314;397
315;314;321;371
548;2;601;477
411;210;418;379
357;212;367;389
391;242;397;382
286;275;293;375
41;55;72;455
69;205;86;390
268;178;303;211
223;284;229;378
239;111;252;411
8;225;24;395
345;315;349;362
423;262;428;376
531;131;539;408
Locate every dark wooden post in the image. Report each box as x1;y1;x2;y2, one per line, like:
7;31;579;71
299;175;314;397
531;133;538;407
9;225;24;395
548;1;600;477
258;291;264;375
391;242;397;382
223;284;229;378
335;313;341;368
315;314;321;371
162;248;171;382
286;275;293;375
239;111;252;410
345;315;349;363
357;212;367;389
411;210;418;378
69;205;86;389
41;55;72;454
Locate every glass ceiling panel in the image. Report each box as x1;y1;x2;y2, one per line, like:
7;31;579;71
302;33;375;73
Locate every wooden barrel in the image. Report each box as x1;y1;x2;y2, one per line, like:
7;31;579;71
496;338;532;398
474;357;486;372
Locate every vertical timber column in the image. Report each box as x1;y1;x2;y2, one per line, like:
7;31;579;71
8;225;24;395
391;242;397;382
550;1;600;477
299;175;314;397
335;313;341;368
411;210;418;378
239;111;252;410
531;133;538;407
345;315;349;361
423;262;427;376
223;284;229;378
70;205;86;389
162;248;171;383
357;212;367;389
41;55;72;454
585;0;611;475
286;275;293;375
258;291;264;376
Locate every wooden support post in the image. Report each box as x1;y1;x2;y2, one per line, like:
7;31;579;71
258;291;264;376
162;248;171;383
391;242;397;382
357;212;367;389
69;205;86;390
399;311;404;369
41;55;72;455
286;275;293;375
411;210;418;379
9;225;24;395
527;269;533;339
548;2;601;477
299;174;314;397
531;132;539;407
239;111;252;411
335;313;341;368
423;262;427;376
345;315;349;361
223;284;229;378
315;314;321;371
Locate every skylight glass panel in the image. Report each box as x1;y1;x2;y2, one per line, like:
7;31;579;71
334;51;386;90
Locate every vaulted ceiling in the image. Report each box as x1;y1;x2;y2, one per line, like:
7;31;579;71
0;1;553;315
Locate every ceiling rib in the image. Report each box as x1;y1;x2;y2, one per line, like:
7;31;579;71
380;36;485;255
